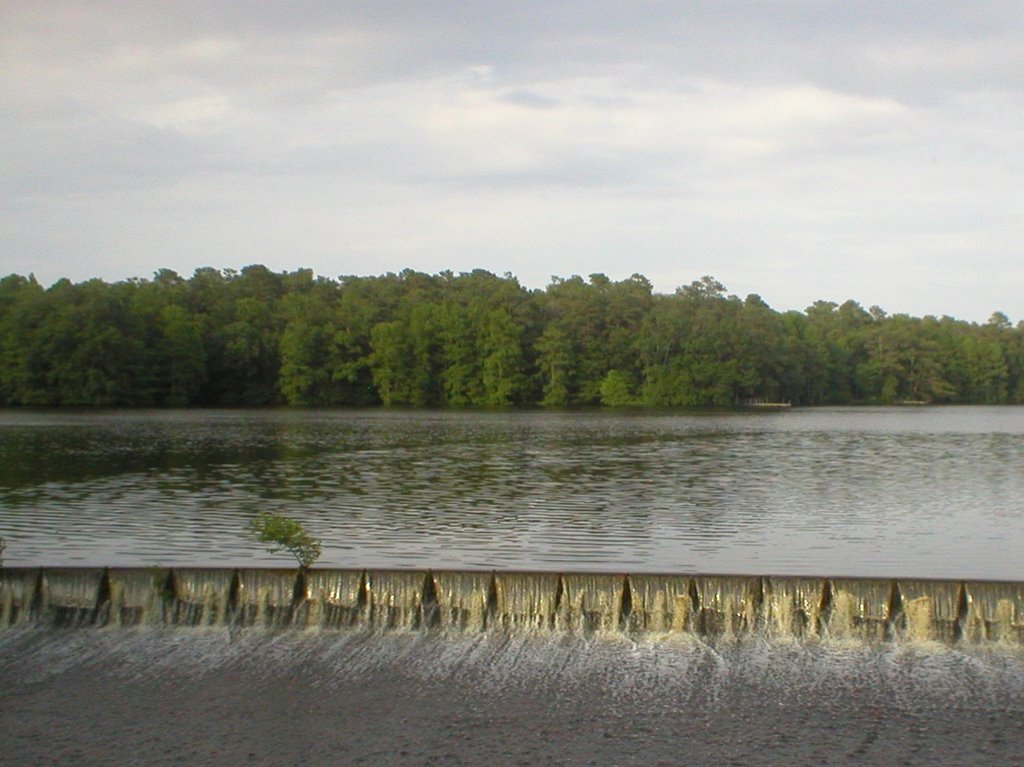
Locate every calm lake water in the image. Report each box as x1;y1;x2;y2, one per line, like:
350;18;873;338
0;407;1022;579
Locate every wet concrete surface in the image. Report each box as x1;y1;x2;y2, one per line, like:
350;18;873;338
2;629;1023;766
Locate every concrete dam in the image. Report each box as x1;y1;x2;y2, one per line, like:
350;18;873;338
3;566;1023;643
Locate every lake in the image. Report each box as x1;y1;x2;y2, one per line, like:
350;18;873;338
0;406;1022;579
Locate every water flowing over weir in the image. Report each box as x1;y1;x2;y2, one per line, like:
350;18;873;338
3;567;1023;643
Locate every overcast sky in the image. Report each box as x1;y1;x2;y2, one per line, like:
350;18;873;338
3;2;1023;322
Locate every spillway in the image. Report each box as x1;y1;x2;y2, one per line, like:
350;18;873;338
3;567;1023;643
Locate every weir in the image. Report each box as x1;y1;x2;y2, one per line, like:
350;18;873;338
2;567;1023;644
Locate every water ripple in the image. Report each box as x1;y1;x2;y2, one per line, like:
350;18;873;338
1;407;1023;577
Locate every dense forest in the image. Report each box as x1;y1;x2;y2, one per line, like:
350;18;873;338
0;266;1021;407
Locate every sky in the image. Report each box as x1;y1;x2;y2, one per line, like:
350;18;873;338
2;2;1023;323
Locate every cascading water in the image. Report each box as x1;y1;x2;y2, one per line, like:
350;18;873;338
559;573;624;633
963;580;1024;643
489;571;563;631
235;568;300;627
3;566;1023;644
302;569;365;628
0;567;38;627
363;569;430;629
107;567;169;627
690;574;761;636
166;568;235;627
892;579;964;643
763;576;824;639
622;573;691;632
430;570;492;631
824;577;894;640
37;567;106;627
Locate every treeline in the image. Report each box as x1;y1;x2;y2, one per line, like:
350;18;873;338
0;266;1021;407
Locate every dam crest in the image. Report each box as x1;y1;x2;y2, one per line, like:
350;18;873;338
2;567;1022;644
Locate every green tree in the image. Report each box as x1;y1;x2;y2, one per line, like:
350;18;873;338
251;512;322;569
0;274;46;404
369;320;412;406
160;304;206;405
639;277;749;406
535;324;573;406
599;369;637;406
480;307;528;405
1;265;1021;409
278;275;342;405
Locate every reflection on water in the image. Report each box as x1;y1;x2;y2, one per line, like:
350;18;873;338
0;407;1023;578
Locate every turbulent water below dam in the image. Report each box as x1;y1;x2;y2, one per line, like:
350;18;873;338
2;626;1024;766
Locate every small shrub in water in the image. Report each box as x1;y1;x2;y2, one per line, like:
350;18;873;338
250;513;322;569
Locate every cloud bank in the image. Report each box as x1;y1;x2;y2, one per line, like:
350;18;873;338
3;1;1023;321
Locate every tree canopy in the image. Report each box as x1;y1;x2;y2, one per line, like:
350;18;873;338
1;267;1021;407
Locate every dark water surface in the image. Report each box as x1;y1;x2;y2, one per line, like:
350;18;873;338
1;406;1022;578
2;628;1023;767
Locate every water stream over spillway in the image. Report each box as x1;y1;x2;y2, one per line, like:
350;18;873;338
4;567;1024;766
4;567;1023;644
